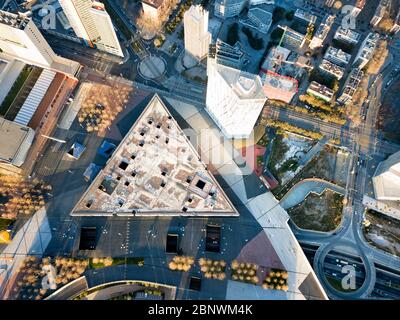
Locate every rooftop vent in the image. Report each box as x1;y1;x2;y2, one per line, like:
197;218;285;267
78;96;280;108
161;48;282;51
196;180;206;190
119;161;129;171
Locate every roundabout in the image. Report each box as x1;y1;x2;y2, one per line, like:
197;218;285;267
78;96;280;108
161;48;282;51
138;55;166;80
313;240;376;299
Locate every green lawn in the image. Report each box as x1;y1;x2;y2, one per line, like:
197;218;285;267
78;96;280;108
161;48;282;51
0;66;33;116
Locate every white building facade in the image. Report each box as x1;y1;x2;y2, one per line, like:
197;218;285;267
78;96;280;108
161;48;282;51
0;11;58;68
59;0;123;57
184;5;211;60
0;10;80;76
309;14;335;50
373;151;400;201
206;60;266;139
90;2;124;57
353;32;379;69
214;0;247;18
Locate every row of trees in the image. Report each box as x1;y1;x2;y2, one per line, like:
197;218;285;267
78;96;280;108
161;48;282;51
366;40;388;75
297;95;346;125
199;258;226;280
92;257;114;267
262;269;289;291
231;260;259;285
262;119;324;140
168;255;195;272
0;174;51;219
136;0;182;36
13;256;88;300
165;0;193;34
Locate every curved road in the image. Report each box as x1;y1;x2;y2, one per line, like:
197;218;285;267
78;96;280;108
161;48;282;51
280;178;345;210
292;72;400;299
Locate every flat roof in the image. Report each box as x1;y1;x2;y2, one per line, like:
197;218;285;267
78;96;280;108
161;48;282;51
215;63;265;100
373;151;400;200
0;117;34;166
71;94;238;216
0;10;29;30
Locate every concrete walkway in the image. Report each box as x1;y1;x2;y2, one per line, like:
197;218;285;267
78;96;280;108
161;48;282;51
280;178;345;210
298;136;328;166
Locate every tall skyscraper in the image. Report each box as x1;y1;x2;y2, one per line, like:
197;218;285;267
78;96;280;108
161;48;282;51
206;59;266;139
59;0;124;57
183;5;211;61
0;10;80;76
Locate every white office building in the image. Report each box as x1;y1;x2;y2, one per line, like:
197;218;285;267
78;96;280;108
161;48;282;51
59;0;123;57
294;9;317;25
370;0;390;27
206;59;266;139
309;14;335;50
240;6;273;34
0;10;80;76
279;26;306;49
353;33;379;69
391;10;400;34
319;59;345;80
351;0;366;17
184;5;211;61
337;68;364;105
209;39;245;69
334;26;361;45
307;81;334;102
373;151;400;201
214;0;247;18
324;46;352;66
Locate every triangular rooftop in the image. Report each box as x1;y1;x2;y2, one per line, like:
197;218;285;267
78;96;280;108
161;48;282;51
71;94;238;217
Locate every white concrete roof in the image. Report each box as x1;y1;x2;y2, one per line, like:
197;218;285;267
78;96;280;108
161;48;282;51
14;69;56;126
215;63;265;100
373;151;400;201
0;117;35;167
